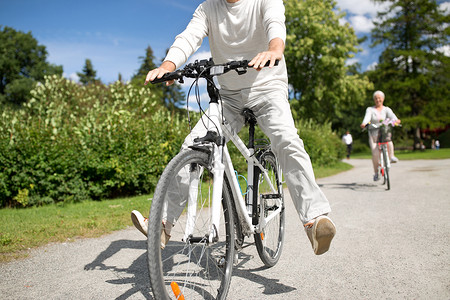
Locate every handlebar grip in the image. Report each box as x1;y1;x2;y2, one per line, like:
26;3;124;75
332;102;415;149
265;60;279;67
151;71;182;84
228;59;280;69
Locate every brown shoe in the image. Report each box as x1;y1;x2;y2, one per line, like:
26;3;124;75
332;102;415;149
131;210;148;236
131;210;171;249
304;216;336;255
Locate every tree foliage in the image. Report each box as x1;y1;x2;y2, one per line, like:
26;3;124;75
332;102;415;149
77;59;100;85
368;0;450;145
0;26;63;105
284;0;373;126
131;46;185;110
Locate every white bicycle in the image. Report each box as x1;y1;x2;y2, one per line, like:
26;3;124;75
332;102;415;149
147;59;285;299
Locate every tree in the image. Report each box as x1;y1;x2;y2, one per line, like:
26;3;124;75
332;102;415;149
284;0;373;126
368;0;450;148
131;46;185;110
77;59;100;85
132;46;158;80
0;26;63;105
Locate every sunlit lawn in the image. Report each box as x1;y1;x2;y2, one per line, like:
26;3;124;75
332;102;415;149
351;148;450;160
0;195;152;263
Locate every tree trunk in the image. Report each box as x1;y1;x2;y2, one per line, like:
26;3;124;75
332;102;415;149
413;126;421;151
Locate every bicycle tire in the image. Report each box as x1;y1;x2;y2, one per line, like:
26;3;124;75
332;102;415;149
379;146;386;185
382;147;390;190
147;149;235;300
253;151;285;267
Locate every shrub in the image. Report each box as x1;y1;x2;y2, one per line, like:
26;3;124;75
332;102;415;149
295;119;346;167
0;76;189;207
351;139;370;153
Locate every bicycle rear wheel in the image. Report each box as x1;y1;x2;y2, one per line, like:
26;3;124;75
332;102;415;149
147;149;235;300
253;151;285;267
382;147;390;190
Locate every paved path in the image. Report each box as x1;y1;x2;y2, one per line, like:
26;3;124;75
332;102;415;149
1;159;449;299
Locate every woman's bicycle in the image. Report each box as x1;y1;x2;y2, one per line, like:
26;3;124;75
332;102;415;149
147;59;285;299
366;120;397;190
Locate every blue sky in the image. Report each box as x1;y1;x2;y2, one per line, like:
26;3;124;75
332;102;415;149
0;0;205;83
1;0;449;85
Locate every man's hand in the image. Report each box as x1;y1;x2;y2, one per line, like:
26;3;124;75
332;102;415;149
144;61;176;86
248;37;284;71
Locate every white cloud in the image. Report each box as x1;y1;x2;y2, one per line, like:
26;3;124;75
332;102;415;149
437;45;450;56
346;58;359;66
339;17;349;27
440;2;450;13
366;61;378;71
182;50;212;89
336;0;385;17
335;0;392;70
349;15;375;33
66;72;79;83
186;92;210;112
186;50;212;64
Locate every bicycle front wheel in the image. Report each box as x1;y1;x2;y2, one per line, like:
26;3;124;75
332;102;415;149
382;147;390;190
253;150;285;267
147;149;235;300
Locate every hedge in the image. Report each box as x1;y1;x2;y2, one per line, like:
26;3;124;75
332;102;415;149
0;76;189;207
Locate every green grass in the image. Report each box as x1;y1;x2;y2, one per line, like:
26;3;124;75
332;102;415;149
351;148;450;160
0;195;152;263
314;161;353;178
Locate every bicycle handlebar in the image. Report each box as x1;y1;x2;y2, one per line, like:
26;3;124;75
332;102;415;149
366;119;400;129
151;58;279;84
363;119;401;132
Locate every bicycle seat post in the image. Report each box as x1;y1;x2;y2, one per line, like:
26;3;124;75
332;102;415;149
243;109;257;150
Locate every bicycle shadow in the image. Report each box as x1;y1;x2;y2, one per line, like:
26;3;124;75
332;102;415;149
84;239;153;300
318;182;386;192
231;242;297;296
84;238;296;299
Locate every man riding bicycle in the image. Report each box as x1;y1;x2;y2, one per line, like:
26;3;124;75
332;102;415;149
132;0;336;255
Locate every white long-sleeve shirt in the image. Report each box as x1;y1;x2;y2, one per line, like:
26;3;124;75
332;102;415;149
362;106;398;138
164;0;288;92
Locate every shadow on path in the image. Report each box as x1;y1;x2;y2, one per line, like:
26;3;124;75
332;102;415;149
84;238;296;299
319;182;387;192
84;239;153;300
232;247;297;296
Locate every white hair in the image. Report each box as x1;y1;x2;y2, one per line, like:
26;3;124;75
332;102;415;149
373;90;385;99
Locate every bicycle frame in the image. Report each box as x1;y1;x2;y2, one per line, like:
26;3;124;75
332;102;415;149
185;101;283;243
152;58;284;244
378;141;391;171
